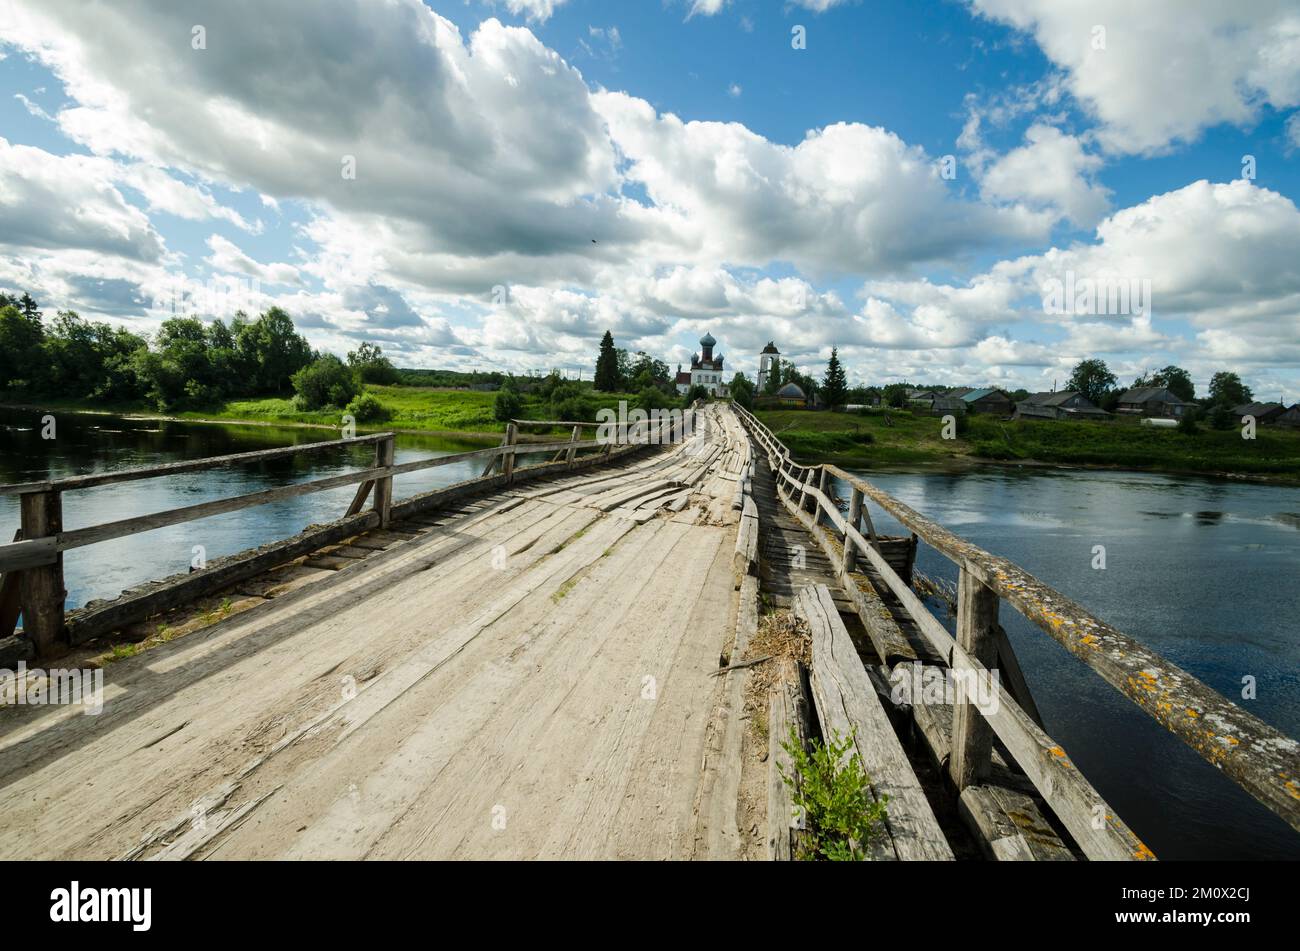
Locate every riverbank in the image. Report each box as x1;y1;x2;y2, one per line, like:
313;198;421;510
0;384;646;442
756;407;1300;482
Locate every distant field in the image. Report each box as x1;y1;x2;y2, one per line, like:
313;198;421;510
755;407;1300;478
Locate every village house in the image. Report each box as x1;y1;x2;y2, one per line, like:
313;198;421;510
1115;386;1190;419
1014;391;1110;421
1278;404;1300;428
1231;402;1286;424
961;388;1014;416
927;395;966;418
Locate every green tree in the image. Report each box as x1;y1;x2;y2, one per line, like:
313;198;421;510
1066;359;1117;406
347;341;400;385
493;385;522;422
594;330;621;391
882;382;911;409
237;307;313;394
292;354;359;410
729;372;754;409
1135;365;1194;402
1208;371;1252;408
821;347;848;411
0;303;47;391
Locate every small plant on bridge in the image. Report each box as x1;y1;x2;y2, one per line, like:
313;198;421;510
781;726;888;861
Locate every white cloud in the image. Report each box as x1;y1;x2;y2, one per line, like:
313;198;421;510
979;124;1110;227
0;138;164;261
500;0;569;23
970;1;1300;154
205;235;301;286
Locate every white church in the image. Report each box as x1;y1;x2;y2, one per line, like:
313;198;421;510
674;332;730;397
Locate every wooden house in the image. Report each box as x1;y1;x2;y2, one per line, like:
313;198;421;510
1116;387;1189;419
1014;391;1110;421
1231;402;1286;424
961;388;1014;416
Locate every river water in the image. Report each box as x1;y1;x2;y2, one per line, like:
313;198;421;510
0;407;509;610
838;466;1300;860
1;408;1296;858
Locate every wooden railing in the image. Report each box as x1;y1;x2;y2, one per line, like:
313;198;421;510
0;412;688;657
732;403;1300;855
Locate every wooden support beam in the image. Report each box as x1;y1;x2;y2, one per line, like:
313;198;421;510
842;487;863;574
950;566;1000;790
372;436;396;528
345;479;375;518
565;424;581;466
501;423;518;483
0;529;22;639
19;490;66;658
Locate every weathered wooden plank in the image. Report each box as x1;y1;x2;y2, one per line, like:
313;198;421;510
0;535;57;574
64;512;379;645
768;655;811;861
56;466;388;552
0;434;388;496
373;436;395;528
797;584;953;861
951;566;1000;790
959;784;1075;862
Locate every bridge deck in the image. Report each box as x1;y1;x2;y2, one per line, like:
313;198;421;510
0;407;752;859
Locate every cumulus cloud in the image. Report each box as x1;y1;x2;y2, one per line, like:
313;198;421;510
969;1;1300;154
979;124;1110;228
0;138;164;260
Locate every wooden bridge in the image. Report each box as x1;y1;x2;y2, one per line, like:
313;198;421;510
0;403;1296;860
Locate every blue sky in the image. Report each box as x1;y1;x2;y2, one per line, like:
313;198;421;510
1;0;1299;398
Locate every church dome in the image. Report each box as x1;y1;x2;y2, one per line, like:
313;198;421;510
777;382;806;399
699;332;716;347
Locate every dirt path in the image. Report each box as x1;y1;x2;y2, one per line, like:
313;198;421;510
0;406;754;860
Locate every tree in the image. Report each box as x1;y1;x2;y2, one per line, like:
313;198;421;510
1066;359;1117;406
882;382;911;408
594;330;621;392
1153;365;1195;402
729;372;754;409
237;307;313;394
1208;371;1252;408
292;354;359;410
0;303;46;391
493;385;522;422
821;347;848;411
347;341;400;385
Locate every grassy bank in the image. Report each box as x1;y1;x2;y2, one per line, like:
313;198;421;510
755;407;1300;478
7;385;648;437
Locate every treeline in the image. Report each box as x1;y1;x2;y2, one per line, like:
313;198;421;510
0;291;399;419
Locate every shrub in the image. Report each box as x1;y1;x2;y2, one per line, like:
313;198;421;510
494;386;522;423
344;392;392;423
780;726;888;861
291;354;359;410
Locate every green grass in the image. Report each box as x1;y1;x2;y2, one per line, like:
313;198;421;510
12;384;654;436
756;407;1300;478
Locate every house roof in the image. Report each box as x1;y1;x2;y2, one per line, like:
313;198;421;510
946;387;975;398
930;397;965;412
1023;390;1073;406
1119;386;1186;405
961;388;1006;403
1231;402;1284;417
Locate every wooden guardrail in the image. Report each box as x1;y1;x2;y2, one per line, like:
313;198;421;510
0;412;688;657
732;402;1300;854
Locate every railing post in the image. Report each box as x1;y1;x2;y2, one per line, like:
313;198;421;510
502;422;518;483
814;467;829;524
19;490;66;658
565;424;581;466
842;487;863;574
372;435;395;528
950;565;1000;790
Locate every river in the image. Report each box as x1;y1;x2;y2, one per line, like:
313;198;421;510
838;466;1300;860
1;408;1297;858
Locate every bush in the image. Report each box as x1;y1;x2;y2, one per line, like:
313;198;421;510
780;726;888;862
1177;410;1200;435
292;355;359;411
344;392;392;423
1209;404;1236;430
494;386;522;423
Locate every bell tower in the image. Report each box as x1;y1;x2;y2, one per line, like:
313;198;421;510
757;341;780;393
